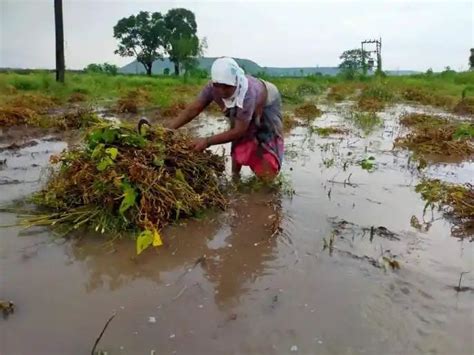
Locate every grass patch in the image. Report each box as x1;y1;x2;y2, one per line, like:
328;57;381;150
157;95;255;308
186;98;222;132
360;82;394;102
295;82;323;97
7;93;59;113
0;106;37;126
327;83;358;101
356;82;394;112
357;97;386;111
347;111;382;135
116;88;152;113
416;179;473;238
68;92;87;103
0;70;472;127
271;76;331;105
45;108;102;129
282;112;300;132
0;91;101;129
311;126;348;136
0;93;60;126
453;122;474;140
0;72;207;109
399;113;447;127
453;97;474;115
395;113;474;160
401;87;457;109
159;101;187;118
294;103;323;120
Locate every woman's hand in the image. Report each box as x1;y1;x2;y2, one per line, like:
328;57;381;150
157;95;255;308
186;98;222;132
192;137;210;152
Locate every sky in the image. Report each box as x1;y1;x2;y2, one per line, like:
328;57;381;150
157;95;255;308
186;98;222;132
1;0;473;71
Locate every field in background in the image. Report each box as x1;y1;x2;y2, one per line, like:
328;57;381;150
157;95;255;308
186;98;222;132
0;70;473;113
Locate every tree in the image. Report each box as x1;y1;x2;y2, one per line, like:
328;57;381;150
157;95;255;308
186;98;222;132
338;49;370;79
181;37;207;76
103;63;118;75
441;66;455;77
84;63;118;75
164;8;200;76
85;63;103;73
113;11;167;76
339;49;369;72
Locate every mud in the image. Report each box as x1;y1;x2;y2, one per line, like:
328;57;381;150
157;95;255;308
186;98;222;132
0;102;473;354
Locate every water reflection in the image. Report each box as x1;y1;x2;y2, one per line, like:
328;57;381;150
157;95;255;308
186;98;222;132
67;190;284;307
66;216;221;292
204;191;282;307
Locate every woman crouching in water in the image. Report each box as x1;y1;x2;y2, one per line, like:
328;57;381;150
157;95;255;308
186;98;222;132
167;57;283;180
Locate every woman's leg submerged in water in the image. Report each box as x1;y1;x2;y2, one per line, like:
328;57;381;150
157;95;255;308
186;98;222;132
249;146;281;181
232;138;282;181
232;159;242;181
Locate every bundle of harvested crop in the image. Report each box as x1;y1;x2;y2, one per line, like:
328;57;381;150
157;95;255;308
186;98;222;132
27;122;227;253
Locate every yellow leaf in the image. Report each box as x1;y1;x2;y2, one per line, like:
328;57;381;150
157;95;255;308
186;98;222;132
136;230;153;255
152;228;163;247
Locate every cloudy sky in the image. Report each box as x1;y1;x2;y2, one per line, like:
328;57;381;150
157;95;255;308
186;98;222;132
1;0;472;71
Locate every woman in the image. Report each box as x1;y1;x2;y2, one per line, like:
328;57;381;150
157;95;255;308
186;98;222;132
167;57;284;180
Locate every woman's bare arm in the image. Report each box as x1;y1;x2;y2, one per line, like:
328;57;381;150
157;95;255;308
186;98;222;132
207;119;249;145
166;99;208;129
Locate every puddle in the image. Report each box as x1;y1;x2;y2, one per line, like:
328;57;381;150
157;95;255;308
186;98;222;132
425;161;474;184
0;103;473;354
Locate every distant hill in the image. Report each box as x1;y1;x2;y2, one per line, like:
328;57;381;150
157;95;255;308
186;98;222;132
263;66;340;76
119;57;419;77
119;57;263;75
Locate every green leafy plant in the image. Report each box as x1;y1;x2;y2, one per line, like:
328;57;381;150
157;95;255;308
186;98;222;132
349;111;382;135
453;123;474;140
359;156;376;171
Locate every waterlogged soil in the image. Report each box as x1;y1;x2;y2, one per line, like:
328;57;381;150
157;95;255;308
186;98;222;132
0;102;473;355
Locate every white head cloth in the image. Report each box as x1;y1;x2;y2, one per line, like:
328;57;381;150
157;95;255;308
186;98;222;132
211;57;248;109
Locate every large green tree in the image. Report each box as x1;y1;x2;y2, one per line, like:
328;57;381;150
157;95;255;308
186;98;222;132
339;49;370;79
164;8;200;76
113;11;167;76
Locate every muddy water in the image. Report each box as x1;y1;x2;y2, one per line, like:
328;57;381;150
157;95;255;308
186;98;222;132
0;103;473;355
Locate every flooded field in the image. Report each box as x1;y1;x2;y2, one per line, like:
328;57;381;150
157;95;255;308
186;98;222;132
0;101;473;354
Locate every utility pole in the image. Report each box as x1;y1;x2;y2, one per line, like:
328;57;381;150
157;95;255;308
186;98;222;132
54;0;65;82
470;48;474;70
361;37;382;75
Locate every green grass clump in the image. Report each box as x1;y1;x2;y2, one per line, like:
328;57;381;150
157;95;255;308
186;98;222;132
294;102;323;120
311;126;347;136
453;123;474;140
356;81;394;112
348;111;382;135
327;83;358;101
360;82;394;102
